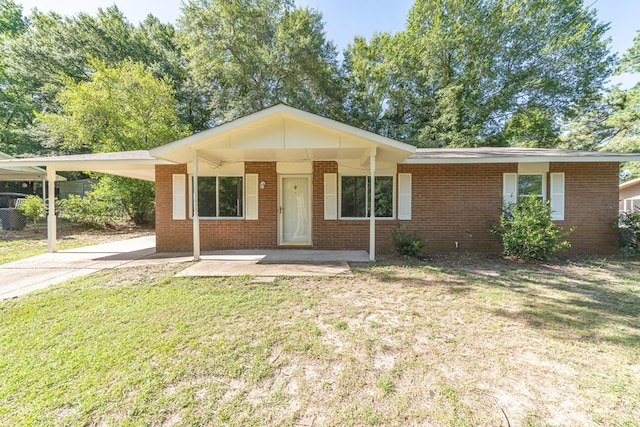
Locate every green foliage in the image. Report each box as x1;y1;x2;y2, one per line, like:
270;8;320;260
37;58;188;153
391;222;426;257
179;0;344;124
58;187;128;229
344;0;613;147
491;196;573;261
16;195;45;226
617;210;640;254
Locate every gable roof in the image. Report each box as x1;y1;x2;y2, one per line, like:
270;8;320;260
406;147;640;164
150;104;417;165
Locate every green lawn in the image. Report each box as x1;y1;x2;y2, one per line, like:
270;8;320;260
1;257;639;426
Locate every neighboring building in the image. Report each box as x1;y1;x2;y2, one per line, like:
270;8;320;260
619;178;640;213
3;105;640;259
59;179;97;199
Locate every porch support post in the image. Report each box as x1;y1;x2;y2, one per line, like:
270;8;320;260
46;167;57;252
369;151;376;262
192;150;200;261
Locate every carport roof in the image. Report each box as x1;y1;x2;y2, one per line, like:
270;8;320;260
0;150;174;181
0;151;66;182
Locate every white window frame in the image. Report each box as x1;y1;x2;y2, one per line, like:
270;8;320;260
338;174;395;220
190;175;245;220
517;173;546;201
503;171;565;221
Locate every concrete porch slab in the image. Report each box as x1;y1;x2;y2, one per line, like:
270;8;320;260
173;249;369;277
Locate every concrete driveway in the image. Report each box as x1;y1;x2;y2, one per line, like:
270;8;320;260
0;236;369;300
0;236;156;300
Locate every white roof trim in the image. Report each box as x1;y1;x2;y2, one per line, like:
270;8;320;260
150;104;416;159
405;148;640;164
0;150;175;182
620;177;640;190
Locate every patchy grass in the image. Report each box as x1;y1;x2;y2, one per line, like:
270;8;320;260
1;256;639;426
0;224;152;264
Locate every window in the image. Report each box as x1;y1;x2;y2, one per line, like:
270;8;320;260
518;174;543;200
503;172;565;220
193;176;243;218
340;176;393;218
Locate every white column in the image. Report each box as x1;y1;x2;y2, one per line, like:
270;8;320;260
46;168;57;252
369;153;376;262
192;150;200;261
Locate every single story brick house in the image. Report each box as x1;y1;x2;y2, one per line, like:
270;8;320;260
2;104;640;260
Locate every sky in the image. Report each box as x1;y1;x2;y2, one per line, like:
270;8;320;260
15;0;640;88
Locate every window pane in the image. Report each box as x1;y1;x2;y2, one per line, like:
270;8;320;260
197;177;216;217
518;175;543;200
218;177;243;217
369;176;393;217
341;176;367;217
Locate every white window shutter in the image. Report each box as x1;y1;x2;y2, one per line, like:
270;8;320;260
398;173;412;220
172;174;186;220
503;173;517;205
324;173;337;220
550;173;565;220
245;174;259;220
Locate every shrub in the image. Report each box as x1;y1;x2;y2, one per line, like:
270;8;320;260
57;190;128;229
617;210;640;254
490;196;573;261
17;195;46;226
391;222;426;257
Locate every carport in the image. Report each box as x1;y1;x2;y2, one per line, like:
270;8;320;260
0;151;67;230
0;150;171;250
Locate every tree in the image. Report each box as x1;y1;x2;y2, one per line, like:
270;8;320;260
344;0;613;148
562;29;640;176
0;5;195;155
0;0;38;156
36;59;189;224
178;0;344;125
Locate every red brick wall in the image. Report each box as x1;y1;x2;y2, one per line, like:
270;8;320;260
155;162;278;252
550;162;620;255
156;161;620;255
156;164;192;251
312;161;396;251
396;163;510;253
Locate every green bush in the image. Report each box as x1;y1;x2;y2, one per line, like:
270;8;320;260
17;195;46;226
391;222;426;257
58;189;128;229
617;210;640;254
490;196;573;261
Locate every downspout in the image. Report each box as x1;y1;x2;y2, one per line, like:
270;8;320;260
369;152;376;262
46;167;57;252
192;150;200;261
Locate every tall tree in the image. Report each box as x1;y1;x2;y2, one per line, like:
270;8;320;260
0;0;37;155
344;0;613;148
563;29;640;176
36;59;189;223
178;0;344;125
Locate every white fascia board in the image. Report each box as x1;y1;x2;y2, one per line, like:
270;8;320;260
404;154;640;164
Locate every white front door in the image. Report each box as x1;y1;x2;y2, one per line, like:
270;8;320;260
279;176;312;245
